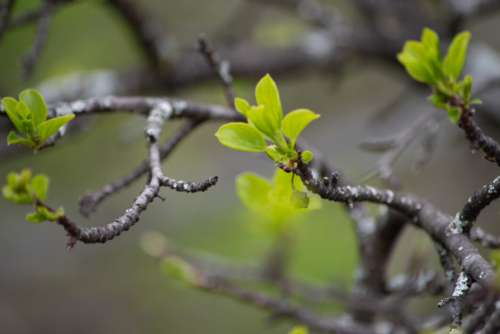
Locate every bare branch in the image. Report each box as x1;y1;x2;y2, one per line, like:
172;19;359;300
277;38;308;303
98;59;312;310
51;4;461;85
295;160;496;290
458;104;500;167
22;0;54;79
197;36;236;107
360;111;440;187
0;0;15;41
459;176;500;234
79;119;204;216
36;102;218;246
106;0;167;69
471;227;500;249
185;266;376;334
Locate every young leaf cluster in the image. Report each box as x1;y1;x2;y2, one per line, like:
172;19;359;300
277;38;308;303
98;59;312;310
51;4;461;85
2;89;75;149
236;169;321;233
2;169;64;223
397;28;480;123
215;74;319;165
289;326;309;334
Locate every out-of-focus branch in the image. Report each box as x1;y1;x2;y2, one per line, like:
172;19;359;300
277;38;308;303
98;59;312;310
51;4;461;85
197;36;235;107
21;0;54;79
447;0;500;18
0;0;15;41
360;110;441;188
106;0;167;69
471;227;500;248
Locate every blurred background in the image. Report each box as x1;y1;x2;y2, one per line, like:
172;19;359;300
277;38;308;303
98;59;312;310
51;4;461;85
1;0;500;333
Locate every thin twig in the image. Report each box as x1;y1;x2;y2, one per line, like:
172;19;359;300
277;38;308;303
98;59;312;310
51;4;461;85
0;0;15;41
21;0;54;80
197;36;236;107
79;119;205;216
107;0;166;69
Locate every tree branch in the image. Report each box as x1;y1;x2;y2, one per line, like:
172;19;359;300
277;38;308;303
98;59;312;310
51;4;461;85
79;119;205;216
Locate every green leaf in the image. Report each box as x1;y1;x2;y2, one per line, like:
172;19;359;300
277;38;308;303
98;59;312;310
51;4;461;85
461;74;473;102
2;185;33;204
7;172;17;189
39;206;64;221
38;113;75;143
236;172;272;212
282;109;320;148
16;101;31;120
25;211;46;224
7;131;35;147
247;105;281;141
2;97;24;133
265;145;287;163
421;28;440;59
429;93;447;109
2;169;37;204
20;89;47;127
289;326;308;334
446;105;462;123
161;256;198;285
19;169;32;186
215;122;267;152
291;191;309;208
301;150;314;164
397;43;437;84
255;74;283;129
443;31;471;80
236;170;321;233
30;174;49;200
234;97;251;116
25;205;63;223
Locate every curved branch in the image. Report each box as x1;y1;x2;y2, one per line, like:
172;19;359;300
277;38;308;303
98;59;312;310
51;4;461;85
79;119;205;216
459;176;500;234
41;103;217;246
458;106;500;167
295;161;497;290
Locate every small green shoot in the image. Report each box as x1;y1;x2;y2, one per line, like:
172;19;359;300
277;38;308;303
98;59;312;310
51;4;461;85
215;74;319;166
2;89;75;150
2;169;64;224
397;28;481;123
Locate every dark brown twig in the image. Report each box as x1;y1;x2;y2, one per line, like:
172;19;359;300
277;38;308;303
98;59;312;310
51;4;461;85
106;0;166;69
0;0;15;42
197;36;236;107
22;0;54;79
